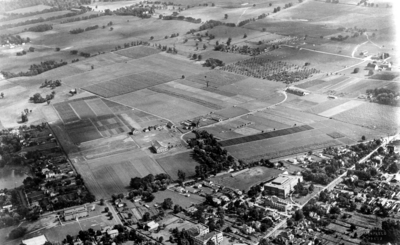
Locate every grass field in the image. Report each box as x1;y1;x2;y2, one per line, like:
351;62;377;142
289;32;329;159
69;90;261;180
83;70;175;98
218;77;284;99
6;4;53;14
75;149;165;199
112;90;211;123
219;125;314;147
271;0;394;29
209;166;283;191
156;151;200;180
114;46;161;59
225;128;342;162
333;102;400;134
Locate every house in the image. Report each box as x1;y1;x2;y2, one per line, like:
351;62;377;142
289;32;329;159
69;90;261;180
107;229;119;238
167;122;176;129
152;140;168;153
146;221;159;230
241;224;255;234
2;204;12;211
286;87;309;96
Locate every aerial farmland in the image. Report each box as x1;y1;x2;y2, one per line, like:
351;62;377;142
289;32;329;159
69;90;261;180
0;0;399;244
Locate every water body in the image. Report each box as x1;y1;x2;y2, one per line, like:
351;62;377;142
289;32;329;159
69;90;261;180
0;168;28;189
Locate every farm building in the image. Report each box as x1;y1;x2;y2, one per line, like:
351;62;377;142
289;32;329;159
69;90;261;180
22;235;48;245
152;140;168;153
286;87;309;96
264;175;303;198
167;121;176;129
63;206;88;221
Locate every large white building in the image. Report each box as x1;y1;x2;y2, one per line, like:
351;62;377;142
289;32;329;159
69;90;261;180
22;235;48;245
264;175;303;198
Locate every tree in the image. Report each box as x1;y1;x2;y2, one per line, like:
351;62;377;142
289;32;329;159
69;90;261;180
224;14;228;19
309;183;314;192
142;212;151;221
368;70;374;76
100;199;104;205
162;198;173;210
287;219;294;227
243;33;247;38
159;237;164;243
0;92;3;98
21;112;28;122
354;67;360;73
350;224;356;231
104;207;109;212
294;209;304;221
173;204;182;213
388;162;398;174
198;55;202;61
361;135;366;141
227;37;232;46
177;170;186;181
9;227;27;239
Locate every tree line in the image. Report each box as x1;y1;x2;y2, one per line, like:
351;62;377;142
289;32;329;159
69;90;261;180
1;59;68;79
69;25;98;34
27;23;53;32
0;34;30;45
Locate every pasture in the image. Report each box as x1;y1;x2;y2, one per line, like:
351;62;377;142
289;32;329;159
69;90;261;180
209;166;283;191
156;151;200;180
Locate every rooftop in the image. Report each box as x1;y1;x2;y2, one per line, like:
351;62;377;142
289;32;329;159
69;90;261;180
22;235;48;245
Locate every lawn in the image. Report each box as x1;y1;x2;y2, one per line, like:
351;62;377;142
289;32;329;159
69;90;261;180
156;151;200;180
209;166;283;191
